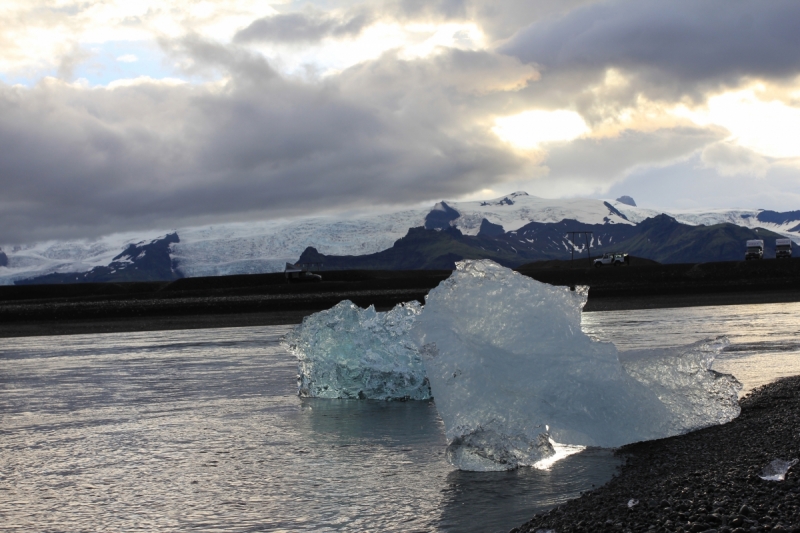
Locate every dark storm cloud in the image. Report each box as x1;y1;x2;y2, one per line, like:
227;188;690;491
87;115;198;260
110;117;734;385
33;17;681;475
0;45;532;243
234;11;373;44
502;0;800;91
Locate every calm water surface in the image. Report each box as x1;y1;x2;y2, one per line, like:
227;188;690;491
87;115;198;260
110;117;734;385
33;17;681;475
2;301;800;532
582;301;800;395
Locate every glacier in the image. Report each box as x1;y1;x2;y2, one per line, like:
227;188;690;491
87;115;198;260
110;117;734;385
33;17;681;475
6;191;799;285
281;300;431;401
284;260;742;471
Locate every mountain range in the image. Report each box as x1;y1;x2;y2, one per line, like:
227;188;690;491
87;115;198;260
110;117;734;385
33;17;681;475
2;192;798;285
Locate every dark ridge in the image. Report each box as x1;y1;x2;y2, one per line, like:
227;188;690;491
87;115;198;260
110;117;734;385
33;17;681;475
112;232;179;262
297;217;785;271
616;195;637;207
424;201;460;230
16;232;182;285
477;218;505;237
481;195;517;206
5;216;788;291
0;248;7;268
296;226;523;270
756;209;800;225
604;201;630;221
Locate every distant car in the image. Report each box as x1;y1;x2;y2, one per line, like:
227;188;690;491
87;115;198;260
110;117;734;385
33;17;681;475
745;239;764;260
284;262;322;283
594;252;629;267
775;238;793;259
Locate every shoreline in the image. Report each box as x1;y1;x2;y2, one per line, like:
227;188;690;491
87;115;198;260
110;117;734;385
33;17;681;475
1;288;800;338
513;376;800;533
582;288;800;312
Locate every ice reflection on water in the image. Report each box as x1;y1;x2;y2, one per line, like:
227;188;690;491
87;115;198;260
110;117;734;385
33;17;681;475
2;302;798;532
1;326;618;533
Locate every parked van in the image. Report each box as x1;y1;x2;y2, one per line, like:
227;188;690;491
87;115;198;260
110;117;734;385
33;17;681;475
776;238;793;259
745;240;764;260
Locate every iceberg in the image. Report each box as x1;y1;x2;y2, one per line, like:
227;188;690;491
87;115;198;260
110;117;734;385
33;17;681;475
282;300;431;400
283;260;741;471
411;260;741;470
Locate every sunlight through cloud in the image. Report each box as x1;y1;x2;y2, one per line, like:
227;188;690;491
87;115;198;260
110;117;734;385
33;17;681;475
492;110;590;150
674;88;800;159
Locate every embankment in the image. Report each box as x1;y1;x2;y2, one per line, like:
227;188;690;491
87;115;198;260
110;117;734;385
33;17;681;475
3;258;800;337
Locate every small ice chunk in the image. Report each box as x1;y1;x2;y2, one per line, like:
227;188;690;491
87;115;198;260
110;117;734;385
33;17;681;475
627;499;639;508
282;300;431;400
759;459;798;481
445;428;555;472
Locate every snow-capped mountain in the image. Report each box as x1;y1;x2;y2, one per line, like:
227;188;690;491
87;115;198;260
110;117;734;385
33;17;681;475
2;191;799;285
450;191;633;234
0;229;174;286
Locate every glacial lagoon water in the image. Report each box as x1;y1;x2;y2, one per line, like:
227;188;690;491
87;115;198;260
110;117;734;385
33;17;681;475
2;301;800;532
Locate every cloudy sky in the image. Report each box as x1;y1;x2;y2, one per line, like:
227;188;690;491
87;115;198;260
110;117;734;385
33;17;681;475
2;0;800;243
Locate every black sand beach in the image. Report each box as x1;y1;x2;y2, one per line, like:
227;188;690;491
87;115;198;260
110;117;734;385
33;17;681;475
513;376;800;533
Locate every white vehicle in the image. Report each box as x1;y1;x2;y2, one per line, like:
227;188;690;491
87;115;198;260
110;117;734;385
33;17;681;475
745;239;764;260
284;262;322;283
776;238;793;259
594;252;629;267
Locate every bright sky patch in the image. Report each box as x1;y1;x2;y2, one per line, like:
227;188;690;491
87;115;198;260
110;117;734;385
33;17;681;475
492;110;590;150
675;88;800;159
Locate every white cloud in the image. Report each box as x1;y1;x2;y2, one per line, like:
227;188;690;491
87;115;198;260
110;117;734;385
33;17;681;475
3;0;800;245
700;141;771;178
0;0;278;77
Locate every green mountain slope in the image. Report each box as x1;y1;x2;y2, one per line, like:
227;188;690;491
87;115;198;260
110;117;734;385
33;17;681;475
622;215;783;263
298;227;532;270
297;216;787;270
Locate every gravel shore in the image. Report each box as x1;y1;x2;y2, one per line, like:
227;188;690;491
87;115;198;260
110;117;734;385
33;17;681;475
513;376;800;533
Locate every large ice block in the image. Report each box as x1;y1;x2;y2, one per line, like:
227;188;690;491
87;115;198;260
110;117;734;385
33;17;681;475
282;300;431;400
411;260;741;470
